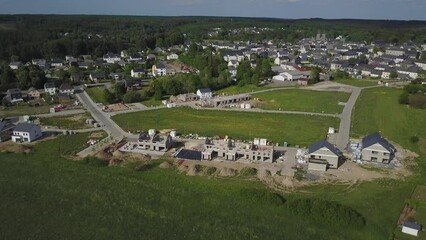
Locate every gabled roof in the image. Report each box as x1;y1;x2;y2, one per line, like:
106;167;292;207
59;83;73;91
362;132;395;152
308;140;341;156
198;88;212;94
157;62;167;69
6;88;21;94
14;123;39;132
403;221;422;230
44;82;56;89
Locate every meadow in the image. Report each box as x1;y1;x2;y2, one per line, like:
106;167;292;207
253;89;350;114
39;113;93;129
334;79;379;87
112;107;339;146
85;87;109;105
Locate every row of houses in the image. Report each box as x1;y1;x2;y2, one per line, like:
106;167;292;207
4;83;74;104
0;121;42;143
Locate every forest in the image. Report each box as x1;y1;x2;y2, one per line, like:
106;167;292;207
0;15;425;63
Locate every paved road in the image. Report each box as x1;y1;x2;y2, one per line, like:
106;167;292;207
75;91;127;140
35;109;86;117
336;87;362;150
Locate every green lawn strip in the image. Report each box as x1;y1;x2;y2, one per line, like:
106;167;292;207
334;79;379;87
39;112;94;129
0;105;52;117
216;84;272;95
112;107;338;146
253;89;350;114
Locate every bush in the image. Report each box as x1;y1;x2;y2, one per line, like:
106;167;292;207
239;167;258;176
398;92;409;104
240;188;285;205
408;94;426;109
82;156;108;167
286;198;366;229
203;166;217;175
410;136;419;144
122;91;142;103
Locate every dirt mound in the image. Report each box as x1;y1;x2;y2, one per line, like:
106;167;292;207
257;169;272;180
219;167;237;177
0;142;32;154
159;161;173;169
280;176;295;189
186;164;201;176
23;148;33;155
178;165;188;172
112;150;124;157
109;158;123;166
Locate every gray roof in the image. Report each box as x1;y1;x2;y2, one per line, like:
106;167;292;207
403;221;422;230
308;140;341;156
14;123;39;132
6;88;21;94
362;132;395;152
198;88;212;94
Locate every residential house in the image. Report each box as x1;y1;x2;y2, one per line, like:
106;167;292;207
9;62;22;70
414;60;426;70
386;47;405;56
272;70;309;81
6;88;24;103
44;82;57;96
146;54;156;61
11;123;42;143
402;221;422;237
152;62;167;77
32;59;47;67
50;59;64;68
89;72;106;82
129;53;143;61
361;132;396;164
131;68;145;78
137;130;173;152
307;140;342;171
167;53;179;60
124;79;147;90
196;88;212;99
0;121;15;142
59;83;74;95
27;87;41;99
103;53;121;64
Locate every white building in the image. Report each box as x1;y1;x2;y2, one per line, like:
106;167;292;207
196;88;212;99
103;53;121;64
131;68;145;78
12;123;42;143
167;53;179;60
44;82;57;96
402;221;422;237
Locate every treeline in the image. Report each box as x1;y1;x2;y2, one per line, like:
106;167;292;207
0;64;46;91
399;80;426;109
236;58;274;86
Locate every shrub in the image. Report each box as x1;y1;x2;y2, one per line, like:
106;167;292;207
408;94;426;109
204;166;217;175
82;156;108;167
410;136;419;144
239;167;258;176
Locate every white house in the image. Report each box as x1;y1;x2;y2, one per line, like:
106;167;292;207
402;221;422;237
103;53;121;64
59;83;74;95
272;71;309;81
131;68;145;78
152;62;167;77
12;123;42;143
167;53;179;60
196;88;212;99
44;82;57;96
9;62;22;70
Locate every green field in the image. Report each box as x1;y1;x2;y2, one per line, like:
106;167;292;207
112;107;339;146
334;79;379;87
216;84;272;95
85;87;108;104
253;89;350;114
140;98;163;107
39;113;94;129
0;104;52;117
0;133;412;240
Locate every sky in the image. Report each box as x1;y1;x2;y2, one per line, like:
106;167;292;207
0;0;425;20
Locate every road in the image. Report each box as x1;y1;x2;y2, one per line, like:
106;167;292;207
75;91;128;141
336;86;362;150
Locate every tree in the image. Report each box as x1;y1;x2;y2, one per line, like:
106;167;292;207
389;70;398;79
309;67;321;84
104;89;116;104
0;65;17;91
17;67;31;89
122;91;142;103
113;83;126;101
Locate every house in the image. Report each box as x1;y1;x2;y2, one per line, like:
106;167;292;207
124;79;147;90
27;87;41;99
402;221;422;237
167;53;179;60
307;140;342;171
131;68;145;78
6;88;24;103
89;72;106;82
0;121;15;142
196;88;212;99
103;53;121;64
361;132;396;164
146;54;156;61
272;71;309;81
59;83;74;95
152;62;167;77
297;78;309;86
9;62;22;70
129;53;143;61
137;130;173;152
386;47;405;57
50;59;64;68
44;82;57;96
11;123;42;143
32;59;47;67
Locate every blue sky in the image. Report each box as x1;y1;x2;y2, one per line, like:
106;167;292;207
0;0;425;20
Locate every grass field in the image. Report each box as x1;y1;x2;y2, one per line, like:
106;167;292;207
216;84;272;95
140;98;163;107
112;107;338;146
86;87;108;104
253;89;350;114
39;113;94;129
0;105;52;117
334;79;379;87
0;134;409;240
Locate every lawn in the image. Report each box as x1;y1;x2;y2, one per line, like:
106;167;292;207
334;78;379;87
253;89;350;114
112;107;339;146
140;97;163;107
0;134;403;240
216;84;272;95
85;87;108;104
39;113;94;129
0;104;52;117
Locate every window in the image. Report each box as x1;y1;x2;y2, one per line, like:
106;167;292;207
384;152;389;156
371;157;378;161
372;151;378;155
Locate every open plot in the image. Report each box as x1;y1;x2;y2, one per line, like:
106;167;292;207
39;113;94;129
334;79;379;87
85;87;109;105
112;107;339;146
253;89;350;114
0;104;52;117
216;84;272;95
